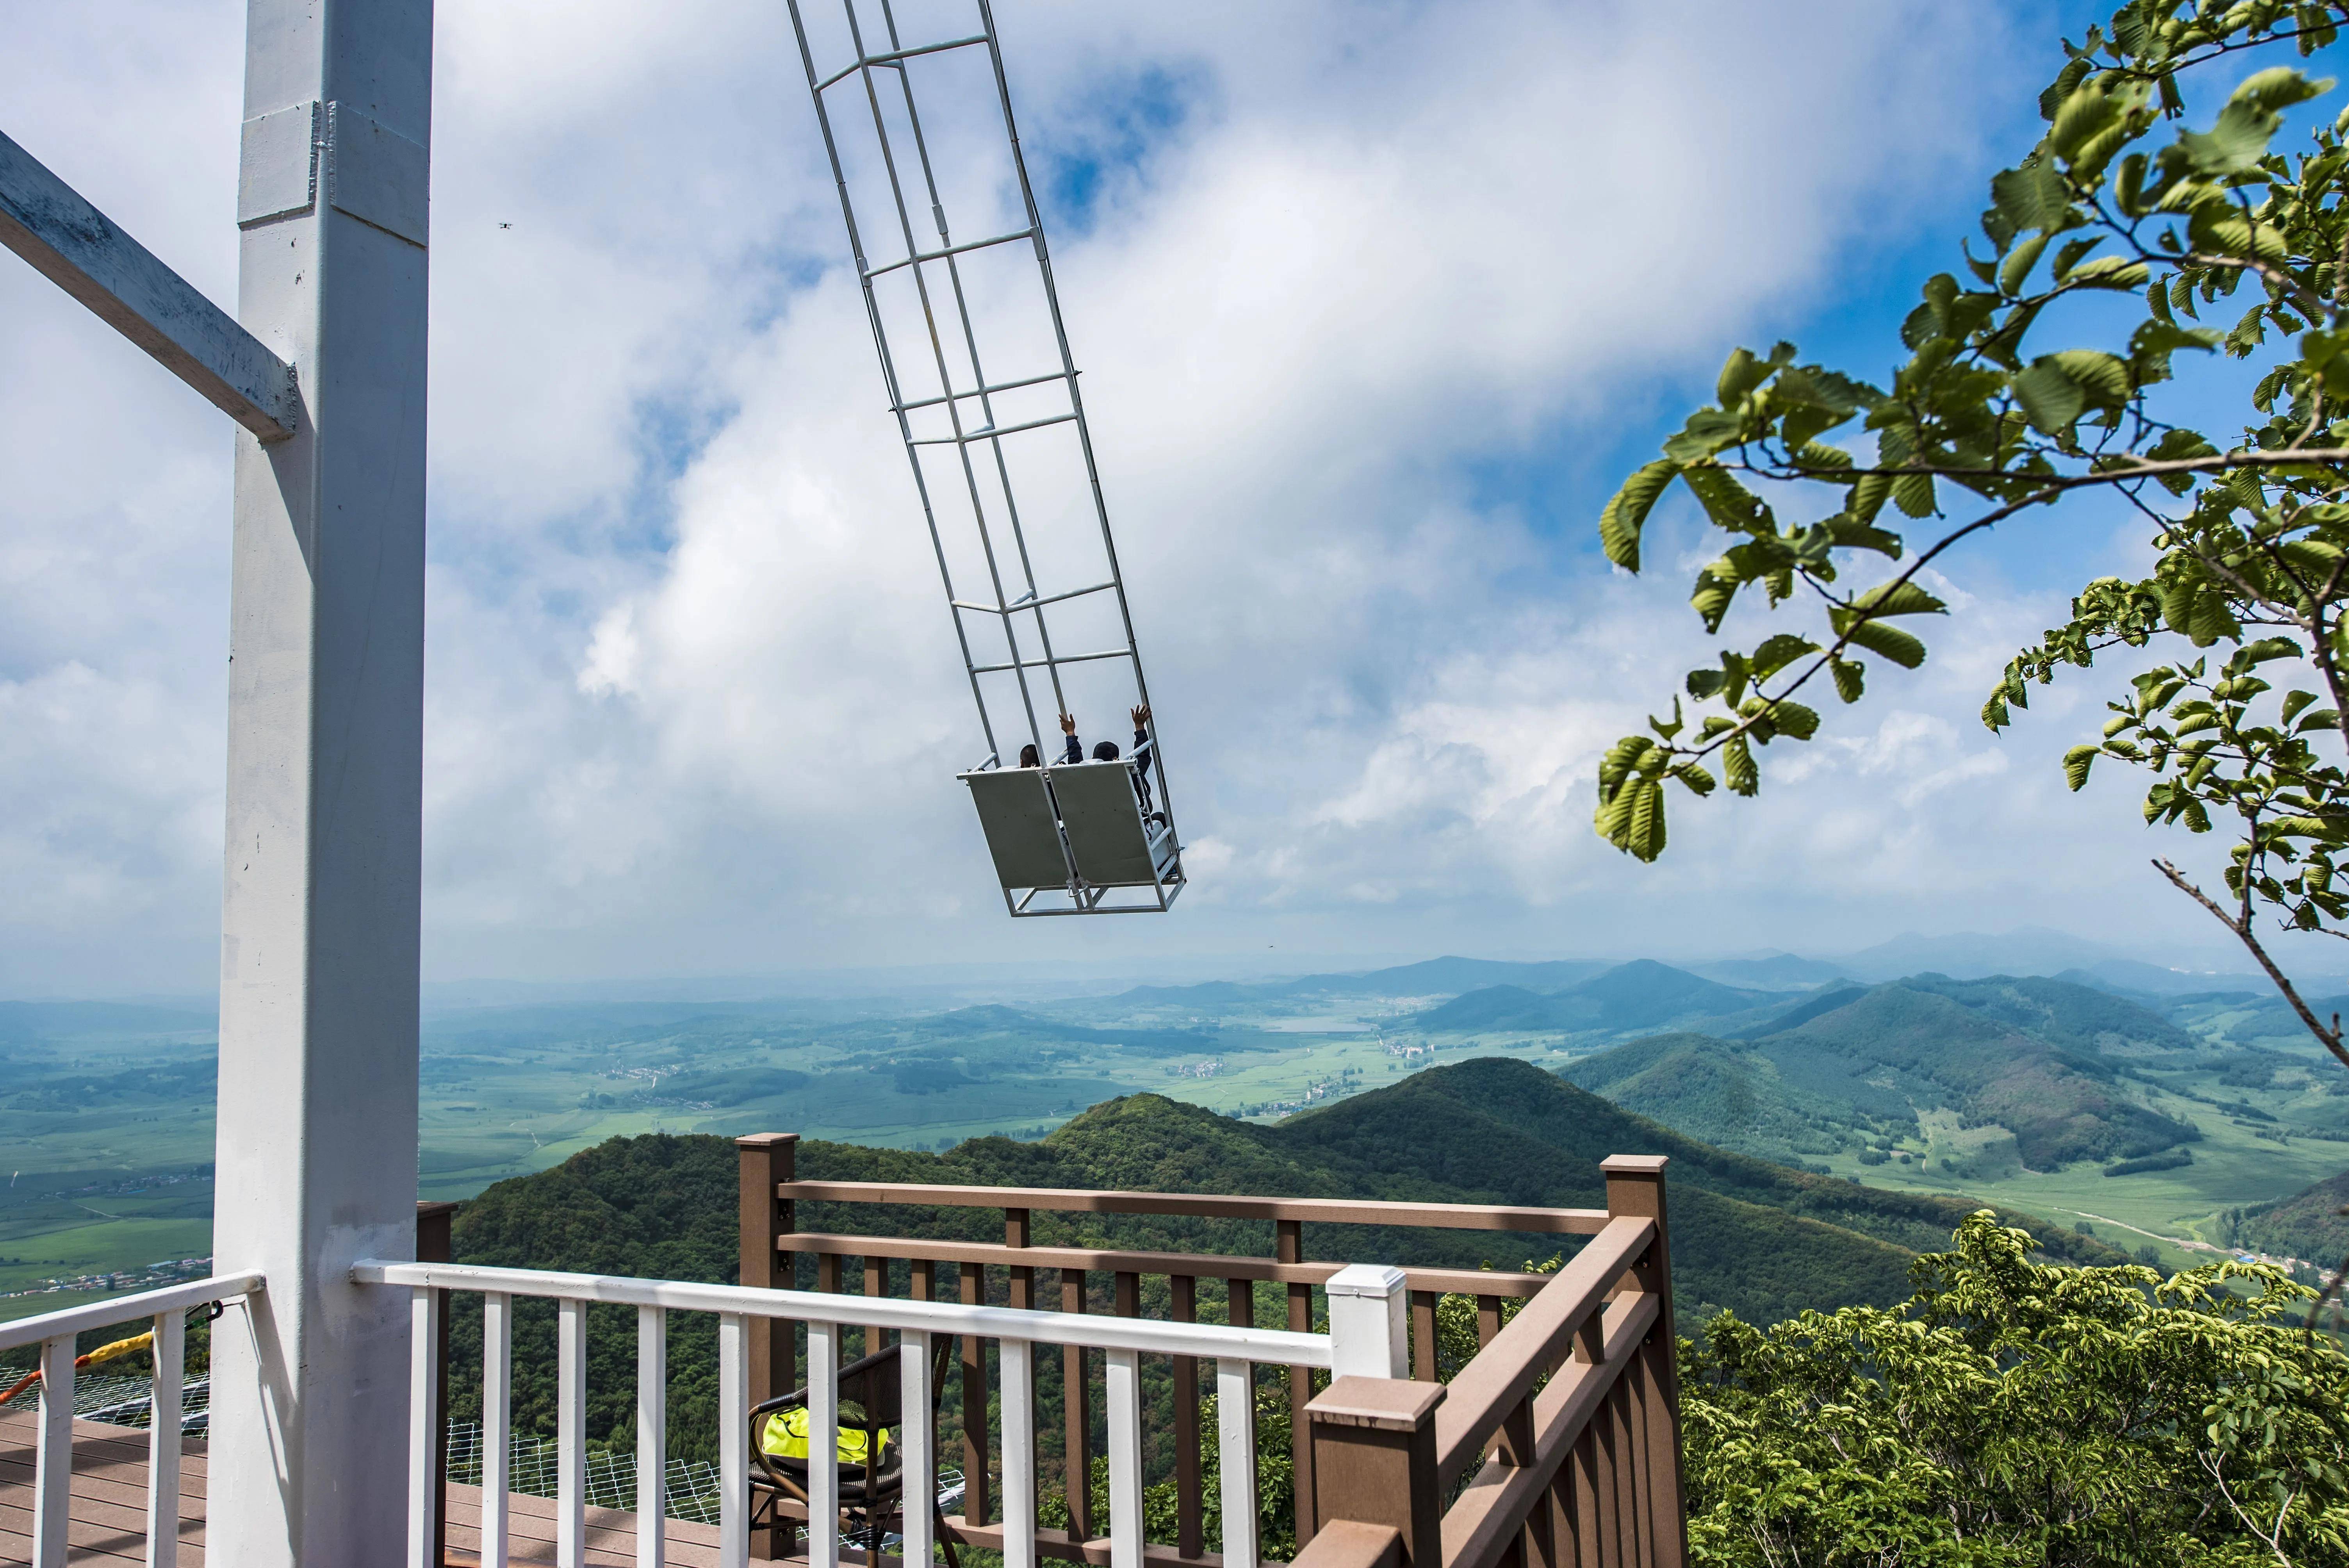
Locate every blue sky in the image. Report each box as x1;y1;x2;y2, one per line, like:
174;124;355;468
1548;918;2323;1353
3;0;2342;995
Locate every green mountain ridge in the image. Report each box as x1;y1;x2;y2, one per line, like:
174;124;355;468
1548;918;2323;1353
1556;1033;1862;1160
454;1058;2123;1332
437;1060;2125;1469
1565;975;2205;1173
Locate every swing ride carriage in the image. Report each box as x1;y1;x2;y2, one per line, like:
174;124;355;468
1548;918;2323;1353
790;0;1185;915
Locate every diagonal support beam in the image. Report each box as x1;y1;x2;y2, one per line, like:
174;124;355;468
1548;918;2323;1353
0;128;298;442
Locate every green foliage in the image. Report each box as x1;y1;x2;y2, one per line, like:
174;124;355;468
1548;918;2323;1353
1681;1210;2349;1566
1588;0;2349;1073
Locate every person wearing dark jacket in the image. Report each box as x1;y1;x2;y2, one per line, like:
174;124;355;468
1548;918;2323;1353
1058;707;1159;818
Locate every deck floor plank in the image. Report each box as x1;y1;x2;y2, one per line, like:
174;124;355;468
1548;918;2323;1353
0;1406;724;1567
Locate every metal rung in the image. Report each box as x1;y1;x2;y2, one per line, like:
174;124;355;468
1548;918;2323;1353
816;33;989;92
908;412;1076;447
951;581;1116;616
970;647;1131;675
896;368;1073;415
864;226;1037;280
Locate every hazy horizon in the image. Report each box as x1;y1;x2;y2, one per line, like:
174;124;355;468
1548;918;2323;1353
5;923;2329;1009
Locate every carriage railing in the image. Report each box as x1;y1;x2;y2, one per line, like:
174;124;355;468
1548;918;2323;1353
738;1135;1688;1568
0;1269;264;1568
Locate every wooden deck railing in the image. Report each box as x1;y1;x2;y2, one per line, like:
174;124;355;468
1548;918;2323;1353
739;1137;1686;1568
1292;1157;1684;1568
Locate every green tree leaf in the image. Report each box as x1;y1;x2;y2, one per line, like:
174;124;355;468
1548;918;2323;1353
1722;735;1757;796
1600;460;1679;572
1681;466;1775;536
1990;160;2071;233
1844;620;1929;668
1843;581;1949;619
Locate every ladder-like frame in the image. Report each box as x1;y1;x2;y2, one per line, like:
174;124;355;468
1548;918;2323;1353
785;0;1181;916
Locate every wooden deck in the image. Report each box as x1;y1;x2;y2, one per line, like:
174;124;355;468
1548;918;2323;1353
0;1408;724;1566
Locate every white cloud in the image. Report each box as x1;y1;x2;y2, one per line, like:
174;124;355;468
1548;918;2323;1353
0;0;2261;991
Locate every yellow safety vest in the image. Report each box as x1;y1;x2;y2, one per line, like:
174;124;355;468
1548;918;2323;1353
759;1406;891;1466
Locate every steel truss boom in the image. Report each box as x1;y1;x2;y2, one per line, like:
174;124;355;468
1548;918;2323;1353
785;0;1182;916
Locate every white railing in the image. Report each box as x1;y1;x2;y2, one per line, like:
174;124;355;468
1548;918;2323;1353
0;1271;265;1568
353;1259;1411;1568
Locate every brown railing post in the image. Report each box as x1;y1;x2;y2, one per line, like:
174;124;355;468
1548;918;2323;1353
961;1260;990;1528
738;1133;797;1562
1408;1291;1438;1383
1280;1217;1317;1545
1062;1266;1091;1539
1171;1274;1204;1558
1305;1377;1444;1566
415;1200;456;1568
866;1252;890;1363
1601;1155;1685;1568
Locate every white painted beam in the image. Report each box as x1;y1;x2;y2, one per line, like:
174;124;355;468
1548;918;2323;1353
807;1321;840;1568
483;1293;513;1568
0;128;298;442
559;1298;587;1568
1104;1348;1143;1568
32;1336;73;1568
352;1260;1338;1367
1217;1360;1257;1568
145;1308;184;1568
719;1314;749;1568
899;1330;934;1568
408;1286;444;1568
638;1304;667;1568
205;0;432;1561
1001;1338;1037;1568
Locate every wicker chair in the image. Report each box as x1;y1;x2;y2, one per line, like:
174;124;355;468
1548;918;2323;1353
749;1335;961;1567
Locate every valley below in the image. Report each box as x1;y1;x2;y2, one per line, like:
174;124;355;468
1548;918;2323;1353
6;939;2347;1321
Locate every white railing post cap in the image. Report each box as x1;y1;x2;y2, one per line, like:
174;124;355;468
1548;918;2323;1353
1324;1263;1407;1300
1324;1264;1408;1381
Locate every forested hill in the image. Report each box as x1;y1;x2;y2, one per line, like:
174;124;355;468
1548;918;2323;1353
2235;1167;2349;1265
442;1060;2126;1465
1561;973;2205;1172
451;1058;2121;1330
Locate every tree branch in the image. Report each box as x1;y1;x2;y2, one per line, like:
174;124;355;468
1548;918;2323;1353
1741;446;2349;493
2153;857;2349;1071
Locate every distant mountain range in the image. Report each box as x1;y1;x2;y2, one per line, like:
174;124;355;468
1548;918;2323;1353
1560;974;2203;1172
1413;960;1770;1035
1098;934;2343;1017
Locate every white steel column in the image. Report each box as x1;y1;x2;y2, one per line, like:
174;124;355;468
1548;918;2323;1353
206;0;432;1563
